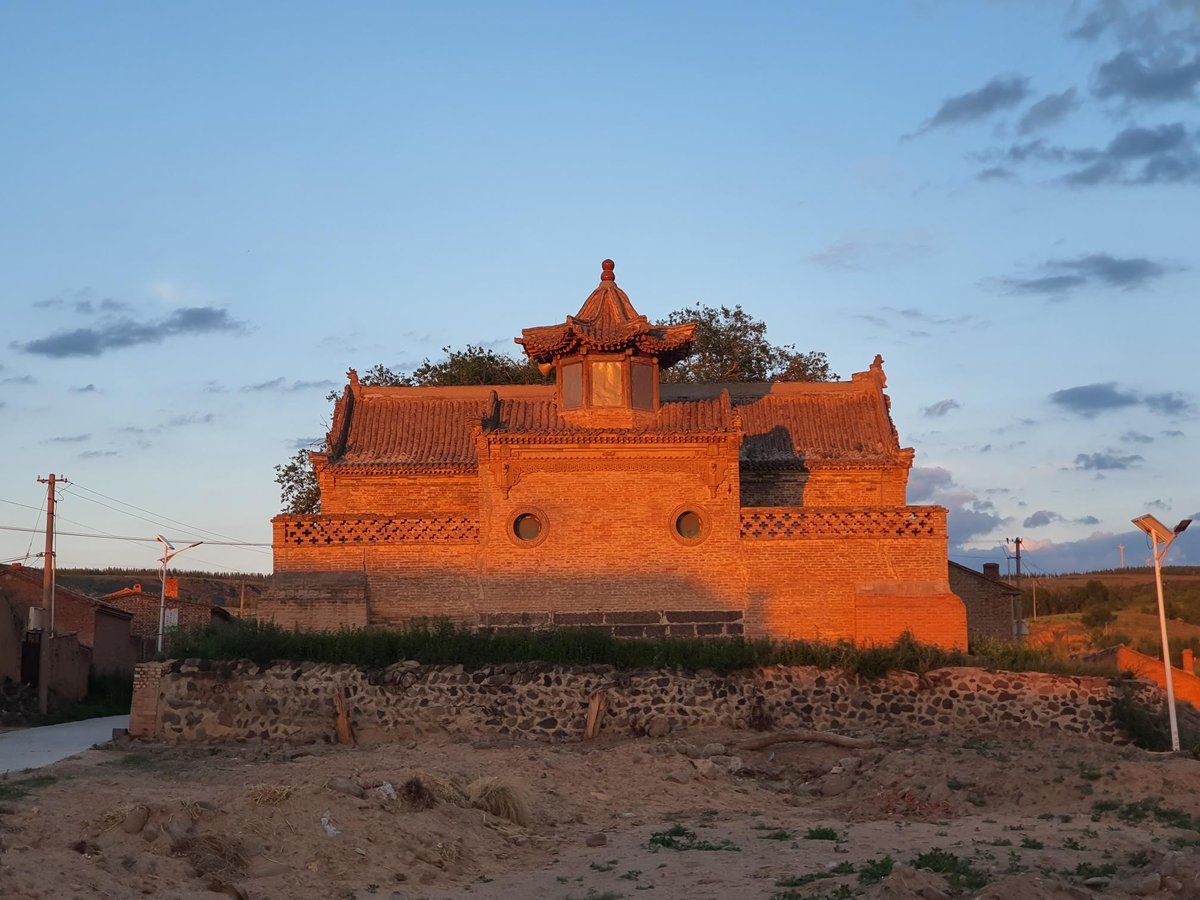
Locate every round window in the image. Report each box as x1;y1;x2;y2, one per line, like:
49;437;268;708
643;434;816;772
675;511;703;540
670;506;709;545
513;512;543;542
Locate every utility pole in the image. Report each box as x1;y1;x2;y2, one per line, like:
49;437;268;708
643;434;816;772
1007;537;1024;640
36;473;66;715
1118;544;1125;569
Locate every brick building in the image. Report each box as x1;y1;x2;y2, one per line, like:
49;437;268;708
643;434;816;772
261;260;968;648
948;561;1021;643
99;583;234;650
0;563;136;677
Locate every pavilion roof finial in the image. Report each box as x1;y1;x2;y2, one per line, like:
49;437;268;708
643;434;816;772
515;259;696;367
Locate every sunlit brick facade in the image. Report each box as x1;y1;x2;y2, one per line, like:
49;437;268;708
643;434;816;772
261;261;967;648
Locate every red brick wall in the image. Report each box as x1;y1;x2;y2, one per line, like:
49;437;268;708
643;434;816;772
0;568;99;646
1115;646;1200;712
102;591;216;639
266;430;966;650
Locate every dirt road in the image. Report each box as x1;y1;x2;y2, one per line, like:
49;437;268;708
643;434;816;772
1;727;1198;899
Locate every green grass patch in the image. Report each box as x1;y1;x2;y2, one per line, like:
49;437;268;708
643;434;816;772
755;828;791;841
165;621;1110;677
858;856;894;884
911;849;990;892
1070;862;1117;881
647;824;740;852
1110;798;1200;831
804;826;839;841
0;774;58;803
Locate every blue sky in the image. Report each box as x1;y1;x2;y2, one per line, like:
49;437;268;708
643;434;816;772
2;0;1197;577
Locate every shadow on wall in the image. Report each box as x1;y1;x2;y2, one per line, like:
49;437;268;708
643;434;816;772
266;569;756;634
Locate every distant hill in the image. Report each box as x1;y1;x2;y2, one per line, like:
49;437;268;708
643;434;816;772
1023;567;1200;665
54;568;267;614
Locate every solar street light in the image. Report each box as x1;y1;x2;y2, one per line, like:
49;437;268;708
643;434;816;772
1130;515;1192;752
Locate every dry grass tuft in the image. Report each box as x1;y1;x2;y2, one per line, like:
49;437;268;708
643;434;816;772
176;834;250;879
467;776;531;827
246;783;295;806
95;807;131;833
400;776;436;809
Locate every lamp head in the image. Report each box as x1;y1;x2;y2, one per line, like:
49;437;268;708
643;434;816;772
1132;514;1175;543
1176;519;1192;534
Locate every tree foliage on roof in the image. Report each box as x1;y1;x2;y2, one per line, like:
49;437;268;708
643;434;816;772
658;304;836;384
276;304;835;513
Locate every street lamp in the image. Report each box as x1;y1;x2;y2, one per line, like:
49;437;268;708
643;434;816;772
155;534;203;654
1130;514;1192;752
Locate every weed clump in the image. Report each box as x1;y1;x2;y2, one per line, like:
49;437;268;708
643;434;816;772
648;824;740;852
911;849;990;892
467;776;530;827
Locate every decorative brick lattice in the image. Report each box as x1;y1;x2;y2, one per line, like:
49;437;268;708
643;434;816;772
741;506;943;539
282;516;480;546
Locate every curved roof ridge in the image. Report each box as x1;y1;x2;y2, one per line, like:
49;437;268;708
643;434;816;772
516;260;696;366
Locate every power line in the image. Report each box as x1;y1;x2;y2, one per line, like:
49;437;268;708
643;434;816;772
67;481;267;550
59;488;268;558
0;524;269;546
0;496;46;513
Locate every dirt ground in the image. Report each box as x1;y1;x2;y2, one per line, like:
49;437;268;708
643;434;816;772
2;726;1199;900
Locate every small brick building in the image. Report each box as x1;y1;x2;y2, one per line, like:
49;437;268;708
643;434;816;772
262;261;968;648
0;563;136;678
99;583;234;651
948;561;1021;643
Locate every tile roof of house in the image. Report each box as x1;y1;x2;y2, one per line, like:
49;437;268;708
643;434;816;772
516;260;695;366
321;360;909;472
0;564;134;619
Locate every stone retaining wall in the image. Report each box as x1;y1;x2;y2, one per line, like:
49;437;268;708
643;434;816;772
129;659;1186;746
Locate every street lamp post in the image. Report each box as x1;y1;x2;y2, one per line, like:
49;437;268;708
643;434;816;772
1131;514;1192;752
156;535;203;655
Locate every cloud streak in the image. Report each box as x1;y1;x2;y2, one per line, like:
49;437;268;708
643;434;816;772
241;378;338;393
1049;382;1193;418
1017;88;1079;134
999;253;1173;297
916;75;1031;134
15;306;246;358
922;399;961;418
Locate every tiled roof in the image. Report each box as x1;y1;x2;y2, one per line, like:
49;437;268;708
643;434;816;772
516;260;695;366
334;396;490;469
1;564;134;619
324;372;906;471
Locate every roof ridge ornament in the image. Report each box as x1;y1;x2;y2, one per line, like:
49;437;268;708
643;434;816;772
600;258;616;282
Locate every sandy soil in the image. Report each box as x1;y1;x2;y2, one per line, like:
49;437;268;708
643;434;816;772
1;727;1199;900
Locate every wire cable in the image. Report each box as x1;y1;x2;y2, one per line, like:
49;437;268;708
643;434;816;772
0;524;270;546
67;481;268;549
52;489;269;556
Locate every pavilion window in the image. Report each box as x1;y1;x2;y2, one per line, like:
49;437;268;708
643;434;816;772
591;361;623;407
562;362;583;409
631;362;654;410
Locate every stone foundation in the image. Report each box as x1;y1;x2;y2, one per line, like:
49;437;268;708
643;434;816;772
129;659;1181;747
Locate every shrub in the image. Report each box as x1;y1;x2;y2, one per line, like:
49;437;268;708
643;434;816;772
166;620;1108;678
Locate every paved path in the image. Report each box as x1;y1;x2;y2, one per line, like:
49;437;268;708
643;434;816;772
0;714;128;776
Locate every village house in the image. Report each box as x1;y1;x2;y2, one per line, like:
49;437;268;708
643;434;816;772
948;561;1022;643
261;261;969;648
99;582;235;653
0;562;137;696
